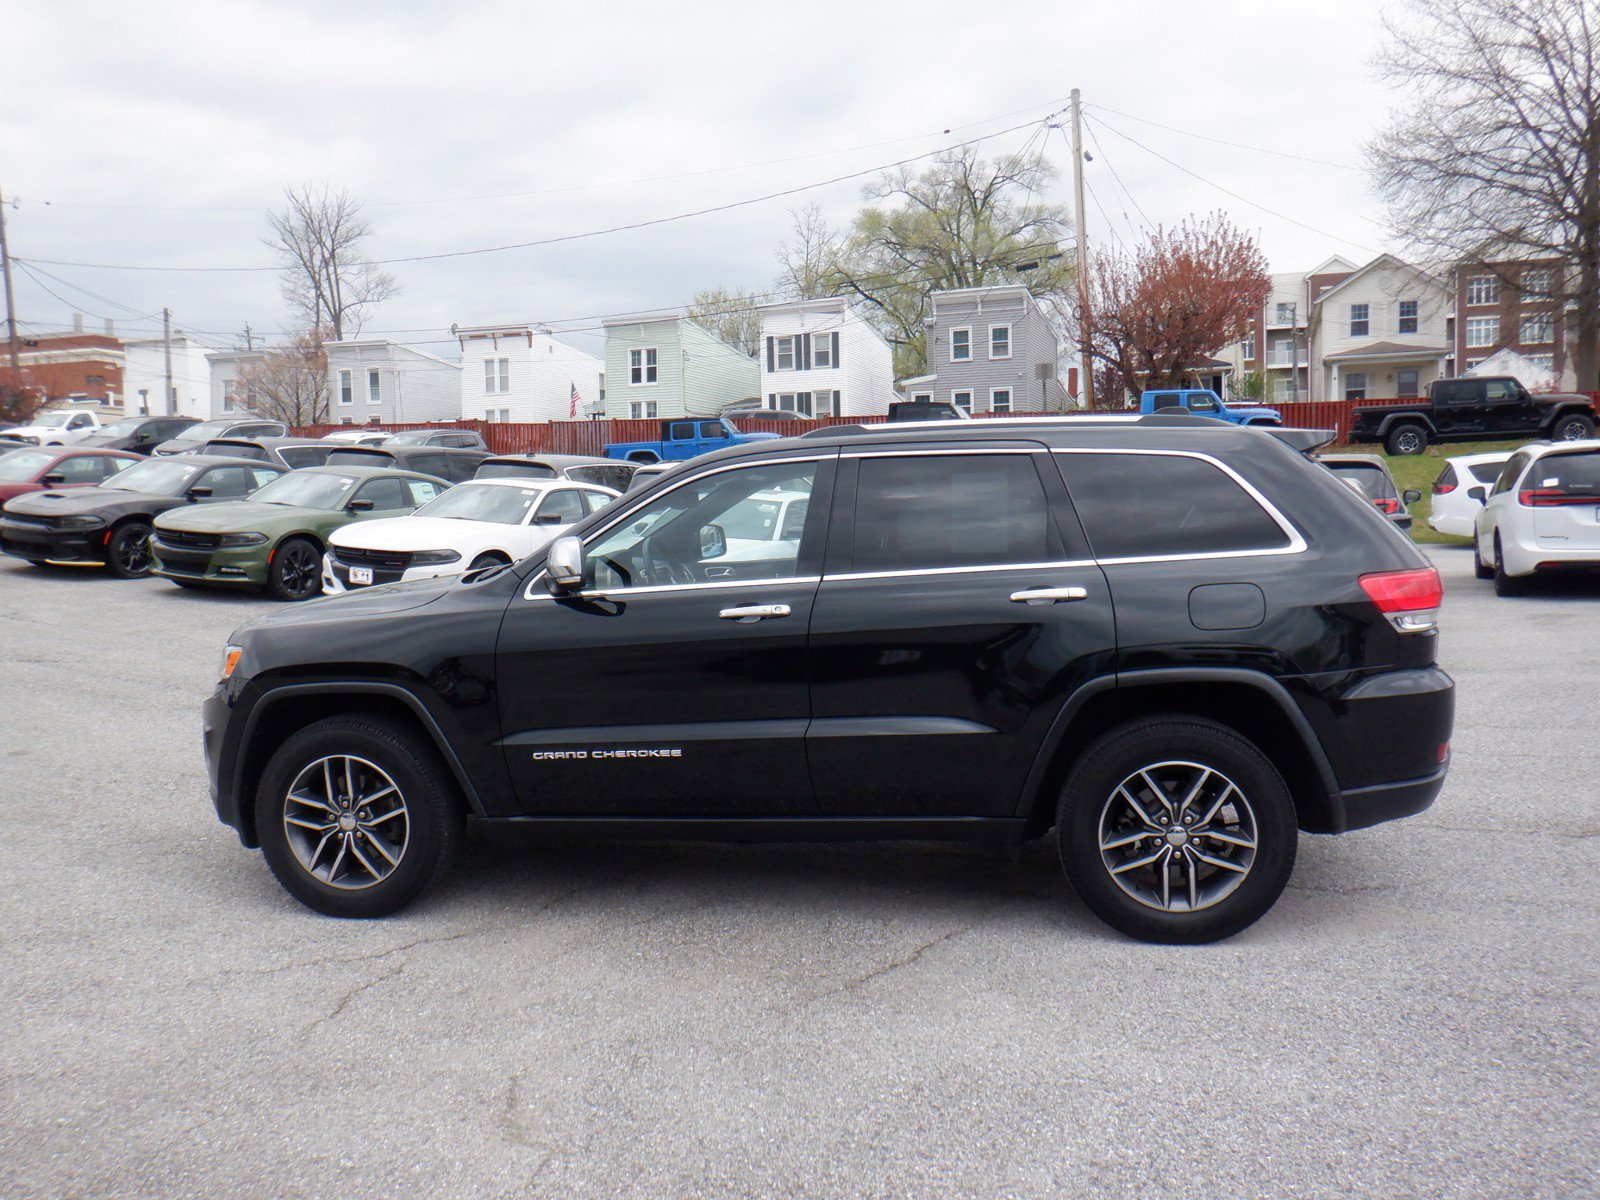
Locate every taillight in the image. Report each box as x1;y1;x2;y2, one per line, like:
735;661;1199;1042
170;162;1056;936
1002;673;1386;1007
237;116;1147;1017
1359;567;1442;634
1432;482;1456;495
1373;497;1400;514
1518;489;1594;507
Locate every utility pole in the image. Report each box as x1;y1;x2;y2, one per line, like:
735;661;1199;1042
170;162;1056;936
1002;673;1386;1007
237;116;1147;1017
0;186;20;382
162;307;174;416
1069;90;1095;409
243;322;254;351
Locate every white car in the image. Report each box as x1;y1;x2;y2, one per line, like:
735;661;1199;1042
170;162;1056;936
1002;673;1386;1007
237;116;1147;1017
1474;440;1600;595
320;428;392;446
322;477;618;592
1428;451;1514;537
4;409;105;446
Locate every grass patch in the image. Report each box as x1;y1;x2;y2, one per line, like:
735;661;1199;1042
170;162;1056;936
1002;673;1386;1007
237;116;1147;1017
1323;438;1528;544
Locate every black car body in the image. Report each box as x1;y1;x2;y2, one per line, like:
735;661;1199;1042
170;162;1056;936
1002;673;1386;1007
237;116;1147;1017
323;444;489;481
1350;376;1596;455
205;415;1454;942
200;437;339;470
80;415;200;455
383;428;489;450
475;454;637;492
153;418;288;456
0;454;285;575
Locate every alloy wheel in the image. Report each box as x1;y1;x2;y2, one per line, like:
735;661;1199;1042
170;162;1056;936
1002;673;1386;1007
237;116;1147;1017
279;544;320;597
1395;430;1421;454
1097;760;1257;913
281;754;410;890
113;526;152;576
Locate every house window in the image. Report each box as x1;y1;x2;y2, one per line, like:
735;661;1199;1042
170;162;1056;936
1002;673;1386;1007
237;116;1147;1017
990;388;1012;413
912;392;931;403
1521;268;1554;300
1349;304;1369;337
771;392;814;415
812;335;833;369
1241;335;1256;360
367;369;381;404
1396;369;1420;398
1398;300;1418;335
952;390;973;412
1465;358;1485;370
1273;302;1295;324
1466;275;1499;306
1465;316;1499;347
1520;313;1555;344
1343;372;1368;402
338;369;353;405
629;400;657;419
485;358;510;394
814;389;837;417
989;325;1011;359
629;348;658;385
499;409;510;423
775;336;797;371
950;328;971;362
1525;353;1555;374
484;410;496;423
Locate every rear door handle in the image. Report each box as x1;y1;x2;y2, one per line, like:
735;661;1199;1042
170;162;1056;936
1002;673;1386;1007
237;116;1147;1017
718;603;792;622
1009;586;1089;605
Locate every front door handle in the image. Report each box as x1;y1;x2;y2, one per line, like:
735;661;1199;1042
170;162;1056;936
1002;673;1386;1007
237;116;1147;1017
718;603;792;622
1009;586;1089;605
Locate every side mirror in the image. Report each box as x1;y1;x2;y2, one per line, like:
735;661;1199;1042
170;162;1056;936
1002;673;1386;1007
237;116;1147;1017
185;485;213;500
1402;489;1422;505
40;473;65;485
699;523;727;560
347;498;375;511
1467;486;1487;502
546;535;584;591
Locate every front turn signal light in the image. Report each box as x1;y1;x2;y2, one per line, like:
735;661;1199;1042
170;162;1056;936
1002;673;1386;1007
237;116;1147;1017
220;645;243;681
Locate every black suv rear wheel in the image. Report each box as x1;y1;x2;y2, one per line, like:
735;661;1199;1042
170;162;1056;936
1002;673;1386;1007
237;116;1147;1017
1057;717;1297;943
255;716;465;917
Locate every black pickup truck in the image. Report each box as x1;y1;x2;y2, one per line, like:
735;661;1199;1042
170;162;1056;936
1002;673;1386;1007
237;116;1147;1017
1350;376;1595;455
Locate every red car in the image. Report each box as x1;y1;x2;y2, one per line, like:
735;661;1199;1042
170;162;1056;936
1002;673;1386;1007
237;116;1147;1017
0;447;141;505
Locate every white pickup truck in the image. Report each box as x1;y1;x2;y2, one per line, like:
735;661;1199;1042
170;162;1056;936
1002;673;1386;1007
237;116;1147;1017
2;409;107;446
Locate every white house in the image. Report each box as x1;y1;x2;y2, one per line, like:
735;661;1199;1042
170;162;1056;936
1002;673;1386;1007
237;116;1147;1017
205;349;268;419
601;315;760;420
124;332;216;418
1310;254;1454;402
455;324;605;423
1465;347;1558;391
754;296;896;417
324;339;461;425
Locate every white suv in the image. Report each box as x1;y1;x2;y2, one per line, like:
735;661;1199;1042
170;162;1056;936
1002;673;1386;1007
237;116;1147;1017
1428;451;1514;537
1474;440;1600;595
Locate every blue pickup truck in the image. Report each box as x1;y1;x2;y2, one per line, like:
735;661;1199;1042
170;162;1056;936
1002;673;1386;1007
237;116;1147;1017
604;417;782;463
1139;389;1281;426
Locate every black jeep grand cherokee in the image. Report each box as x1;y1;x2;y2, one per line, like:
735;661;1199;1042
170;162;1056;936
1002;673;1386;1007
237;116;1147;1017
204;415;1453;943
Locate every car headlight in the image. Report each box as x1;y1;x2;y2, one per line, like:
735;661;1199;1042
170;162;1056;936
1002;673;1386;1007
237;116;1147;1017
220;643;245;682
410;549;463;565
15;435;40;446
53;514;107;529
218;532;268;546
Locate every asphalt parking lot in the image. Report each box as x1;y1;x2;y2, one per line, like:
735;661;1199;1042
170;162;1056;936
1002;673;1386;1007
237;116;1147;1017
1;548;1596;1200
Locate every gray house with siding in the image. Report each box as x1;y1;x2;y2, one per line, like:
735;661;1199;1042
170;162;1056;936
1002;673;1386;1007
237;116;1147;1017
602;315;760;420
912;285;1069;413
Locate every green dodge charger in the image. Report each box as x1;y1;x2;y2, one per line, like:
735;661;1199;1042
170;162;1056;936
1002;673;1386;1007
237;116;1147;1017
150;465;448;600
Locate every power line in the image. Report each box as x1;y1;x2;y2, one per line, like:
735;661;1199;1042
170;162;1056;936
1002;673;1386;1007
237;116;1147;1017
16;111;1064;274
1085;103;1361;171
1078;121;1156;236
17;259;164;321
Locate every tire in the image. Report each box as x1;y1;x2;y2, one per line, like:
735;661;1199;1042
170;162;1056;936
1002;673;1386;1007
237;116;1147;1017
104;520;153;579
1552;413;1595;442
1385;423;1428;456
1473;531;1494;579
265;537;322;601
254;715;465;918
1056;717;1297;944
1493;533;1530;597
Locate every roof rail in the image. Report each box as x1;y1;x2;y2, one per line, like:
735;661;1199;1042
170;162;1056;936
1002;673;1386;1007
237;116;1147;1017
802;412;1231;438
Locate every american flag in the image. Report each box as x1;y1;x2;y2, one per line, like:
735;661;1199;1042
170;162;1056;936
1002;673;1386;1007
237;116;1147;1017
569;382;580;419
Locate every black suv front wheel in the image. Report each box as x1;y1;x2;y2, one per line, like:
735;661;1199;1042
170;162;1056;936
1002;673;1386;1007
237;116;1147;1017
255;716;465;917
1057;717;1297;943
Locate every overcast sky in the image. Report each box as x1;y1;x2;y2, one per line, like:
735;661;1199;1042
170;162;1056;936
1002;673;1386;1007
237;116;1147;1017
2;0;1399;359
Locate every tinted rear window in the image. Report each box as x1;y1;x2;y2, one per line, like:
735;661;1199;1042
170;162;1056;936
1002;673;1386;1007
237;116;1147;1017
477;462;558;480
1062;452;1291;559
1527;452;1600;497
1467;459;1509;485
325;449;394;467
1325;463;1394;499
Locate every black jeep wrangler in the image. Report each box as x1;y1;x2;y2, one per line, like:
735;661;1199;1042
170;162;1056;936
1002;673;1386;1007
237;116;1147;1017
204;415;1454;943
1350;375;1595;455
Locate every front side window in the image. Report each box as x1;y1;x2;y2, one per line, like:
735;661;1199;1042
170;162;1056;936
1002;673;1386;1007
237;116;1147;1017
584;459;818;590
55;455;118;483
989;325;1011;359
1466;316;1499;347
1349;304;1369;337
1467;275;1499;306
1062;452;1292;560
1492;452;1531;496
950;328;971;362
536;489;587;525
629;348;658;385
1398;300;1419;334
196;465;257;499
1520;313;1555;344
1344;372;1368;402
355;477;411;510
339;370;353;405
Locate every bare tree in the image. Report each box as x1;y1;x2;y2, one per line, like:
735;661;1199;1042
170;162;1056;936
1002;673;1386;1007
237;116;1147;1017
236;332;330;427
685;286;763;357
775;204;837;300
266;185;400;340
1369;0;1600;389
1082;213;1270;399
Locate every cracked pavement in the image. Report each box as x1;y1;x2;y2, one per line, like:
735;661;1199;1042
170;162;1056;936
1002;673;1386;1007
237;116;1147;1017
1;549;1596;1199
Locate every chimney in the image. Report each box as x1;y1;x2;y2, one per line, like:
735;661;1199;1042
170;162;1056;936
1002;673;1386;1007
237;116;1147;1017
104;319;115;336
73;313;84;333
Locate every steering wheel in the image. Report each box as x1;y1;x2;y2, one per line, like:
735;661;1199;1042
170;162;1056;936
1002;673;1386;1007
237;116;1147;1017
638;535;697;587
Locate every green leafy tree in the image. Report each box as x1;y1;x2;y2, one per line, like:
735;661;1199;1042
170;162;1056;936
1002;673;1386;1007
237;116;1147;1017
685;286;763;358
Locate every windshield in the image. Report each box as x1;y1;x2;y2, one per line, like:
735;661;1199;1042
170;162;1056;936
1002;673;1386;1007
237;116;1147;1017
176;420;242;442
1326;464;1394;499
33;412;76;429
0;449;57;481
90;418;150;438
247;471;360;509
103;458;200;494
416;483;541;524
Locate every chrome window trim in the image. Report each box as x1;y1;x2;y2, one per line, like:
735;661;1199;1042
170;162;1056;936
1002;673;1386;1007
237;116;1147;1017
842;447;1045;459
825;560;1093;583
521;453;830;601
1051;447;1308;557
526;574;822;602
